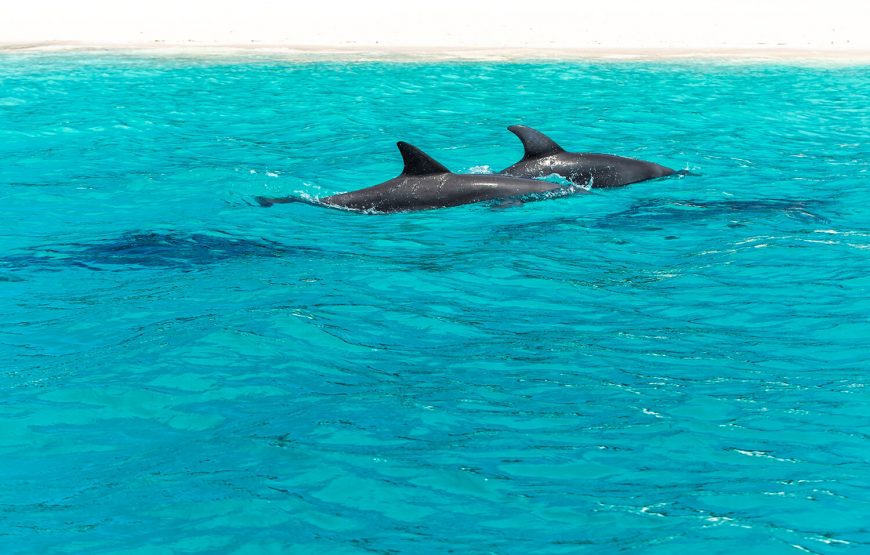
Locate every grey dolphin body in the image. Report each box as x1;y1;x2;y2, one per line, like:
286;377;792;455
498;125;675;188
257;141;580;213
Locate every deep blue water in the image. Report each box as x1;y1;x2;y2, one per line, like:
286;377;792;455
1;54;869;554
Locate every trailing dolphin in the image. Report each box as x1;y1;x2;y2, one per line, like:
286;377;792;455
256;141;584;213
498;125;676;188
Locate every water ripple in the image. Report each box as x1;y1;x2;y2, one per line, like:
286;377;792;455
1;54;869;554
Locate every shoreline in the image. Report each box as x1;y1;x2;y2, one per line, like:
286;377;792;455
4;42;870;64
5;1;868;64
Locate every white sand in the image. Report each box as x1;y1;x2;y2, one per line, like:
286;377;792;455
2;0;870;61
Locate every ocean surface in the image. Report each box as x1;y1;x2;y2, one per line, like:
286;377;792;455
1;54;869;554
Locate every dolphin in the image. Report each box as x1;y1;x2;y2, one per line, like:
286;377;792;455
498;125;676;188
256;141;584;213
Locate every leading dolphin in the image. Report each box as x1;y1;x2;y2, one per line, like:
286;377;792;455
498;125;676;188
257;141;583;213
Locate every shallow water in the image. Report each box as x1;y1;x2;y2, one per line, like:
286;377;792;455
2;55;870;554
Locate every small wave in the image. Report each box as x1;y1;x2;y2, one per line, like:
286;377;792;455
0;97;26;106
467;165;493;174
537;173;580;187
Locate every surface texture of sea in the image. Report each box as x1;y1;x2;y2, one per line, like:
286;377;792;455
1;54;869;554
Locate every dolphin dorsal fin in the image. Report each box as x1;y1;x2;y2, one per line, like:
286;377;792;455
397;142;451;176
508;125;565;160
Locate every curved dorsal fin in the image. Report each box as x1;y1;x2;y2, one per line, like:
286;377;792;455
508;125;565;160
397;142;451;176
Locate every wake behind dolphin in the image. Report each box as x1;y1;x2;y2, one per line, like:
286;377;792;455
499;125;677;188
256;142;585;213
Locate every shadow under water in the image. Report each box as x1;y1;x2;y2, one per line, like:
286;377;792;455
496;197;831;239
0;231;321;273
593;198;831;230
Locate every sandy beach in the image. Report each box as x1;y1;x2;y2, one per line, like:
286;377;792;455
2;0;870;61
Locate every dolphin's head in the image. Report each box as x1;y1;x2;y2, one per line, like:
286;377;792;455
649;162;676;178
616;158;674;181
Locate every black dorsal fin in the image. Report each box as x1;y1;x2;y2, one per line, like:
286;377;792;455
507;125;565;160
397;142;451;176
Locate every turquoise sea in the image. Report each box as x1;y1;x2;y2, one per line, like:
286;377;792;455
1;54;869;554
